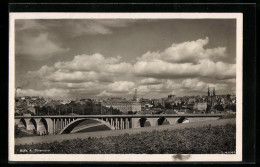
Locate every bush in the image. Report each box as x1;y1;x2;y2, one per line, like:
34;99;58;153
15;125;22;138
15;124;235;154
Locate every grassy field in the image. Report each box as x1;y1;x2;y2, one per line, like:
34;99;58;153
15;123;235;154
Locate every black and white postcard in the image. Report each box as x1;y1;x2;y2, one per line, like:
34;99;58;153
9;13;243;162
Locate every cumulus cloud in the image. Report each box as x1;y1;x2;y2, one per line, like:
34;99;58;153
107;81;135;93
16;19;137;37
137;37;227;64
16;20;45;32
24;53;135;97
136;80;178;96
140;78;164;85
64;19;136;37
97;90;112;97
179;78;228;95
27;65;55;78
19;88;70;98
47;70;112;83
133;37;235;80
15;19;136;60
16;32;69;60
135;78;229;97
27;53;131;84
54;53;132;74
21;37;235;98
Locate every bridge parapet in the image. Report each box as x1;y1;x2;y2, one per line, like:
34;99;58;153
15;113;225;119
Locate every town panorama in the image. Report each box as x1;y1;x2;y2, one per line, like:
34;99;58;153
12;17;238;157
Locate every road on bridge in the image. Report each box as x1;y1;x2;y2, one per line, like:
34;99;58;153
15;118;235;145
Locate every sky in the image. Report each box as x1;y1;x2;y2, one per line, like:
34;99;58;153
15;19;236;99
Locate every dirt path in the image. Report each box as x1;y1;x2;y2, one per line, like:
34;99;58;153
15;118;235;145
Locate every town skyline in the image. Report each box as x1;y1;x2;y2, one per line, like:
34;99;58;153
15;19;236;99
15;91;236;101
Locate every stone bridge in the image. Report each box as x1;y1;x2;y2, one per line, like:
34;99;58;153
15;114;224;135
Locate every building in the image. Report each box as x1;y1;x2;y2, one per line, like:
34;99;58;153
59;99;71;105
168;94;175;99
152;99;163;107
102;98;141;113
131;102;141;112
195;102;207;111
139;98;152;111
92;101;102;115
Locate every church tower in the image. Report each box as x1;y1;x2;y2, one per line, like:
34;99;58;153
133;89;137;101
207;86;216;110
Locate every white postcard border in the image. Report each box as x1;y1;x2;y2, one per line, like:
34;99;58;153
9;12;243;162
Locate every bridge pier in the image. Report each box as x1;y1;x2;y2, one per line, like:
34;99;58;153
24;118;36;131
116;118;119;129
34;118;45;135
43;118;53;135
132;118;140;128
118;118;120;129
147;118;158;127
54;119;56;134
122;118;125;129
125;118;127;129
120;118;123;129
15;118;26;128
114;118;117;129
15;119;20;125
119;118;121;129
166;118;179;124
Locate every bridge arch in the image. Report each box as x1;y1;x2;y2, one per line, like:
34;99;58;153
133;117;155;128
18;118;27;129
139;118;151;127
27;118;37;131
37;118;48;135
156;117;170;126
59;118;115;134
177;116;189;124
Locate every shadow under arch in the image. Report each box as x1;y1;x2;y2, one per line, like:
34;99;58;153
139;117;151;127
128;118;132;128
18;118;27;128
157;117;170;126
177;116;189;123
59;118;115;134
38;118;48;135
28;118;37;130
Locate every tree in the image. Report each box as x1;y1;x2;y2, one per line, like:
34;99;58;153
112;108;123;115
231;104;236;112
157;103;163;109
206;104;211;112
214;104;224;111
226;94;231;100
15;124;22;138
34;106;41;116
128;111;134;115
165;102;172;109
39;106;48;115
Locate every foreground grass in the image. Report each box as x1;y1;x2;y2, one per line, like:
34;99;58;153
15;124;235;154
